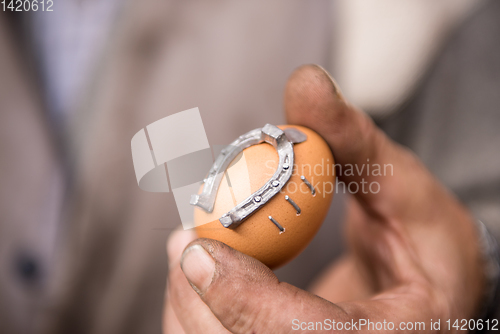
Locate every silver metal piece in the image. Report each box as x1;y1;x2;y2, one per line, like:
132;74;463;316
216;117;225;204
300;175;316;195
284;128;307;144
190;124;307;228
285;195;301;215
268;215;285;232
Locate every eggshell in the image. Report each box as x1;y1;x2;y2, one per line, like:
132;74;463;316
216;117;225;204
194;125;335;269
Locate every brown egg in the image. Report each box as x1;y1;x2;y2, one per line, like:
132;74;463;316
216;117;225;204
194;125;335;269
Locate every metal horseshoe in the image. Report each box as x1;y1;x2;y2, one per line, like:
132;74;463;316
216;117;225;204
190;124;307;228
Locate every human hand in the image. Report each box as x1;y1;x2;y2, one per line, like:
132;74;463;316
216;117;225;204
163;65;485;333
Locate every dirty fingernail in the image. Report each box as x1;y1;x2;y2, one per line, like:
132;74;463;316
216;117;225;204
312;64;345;101
181;244;215;293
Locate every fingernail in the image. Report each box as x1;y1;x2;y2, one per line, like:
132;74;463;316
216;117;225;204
181;244;215;293
312;64;345;102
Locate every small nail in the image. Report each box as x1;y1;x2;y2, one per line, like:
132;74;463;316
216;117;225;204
181;244;215;293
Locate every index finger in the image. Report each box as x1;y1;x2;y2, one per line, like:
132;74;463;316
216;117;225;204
284;64;438;219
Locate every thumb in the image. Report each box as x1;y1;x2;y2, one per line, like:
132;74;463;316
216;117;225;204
181;239;445;334
180;238;345;333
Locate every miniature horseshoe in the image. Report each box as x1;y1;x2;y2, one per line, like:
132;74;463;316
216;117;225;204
190;124;307;228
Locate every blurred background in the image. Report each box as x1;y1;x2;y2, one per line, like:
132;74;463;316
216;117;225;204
1;0;499;333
